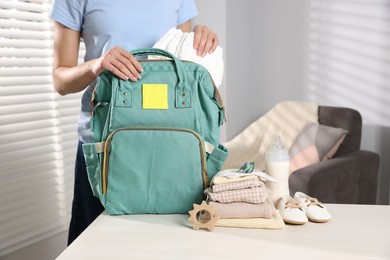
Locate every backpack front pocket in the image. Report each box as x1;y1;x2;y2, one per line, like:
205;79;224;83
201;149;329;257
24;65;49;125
102;127;207;215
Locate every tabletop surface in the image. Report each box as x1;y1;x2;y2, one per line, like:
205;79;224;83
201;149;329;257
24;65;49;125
56;204;390;260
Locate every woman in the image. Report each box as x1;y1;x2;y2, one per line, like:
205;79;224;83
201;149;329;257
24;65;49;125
49;0;219;245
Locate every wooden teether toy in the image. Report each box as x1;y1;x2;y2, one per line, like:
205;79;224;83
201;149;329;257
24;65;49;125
188;201;220;231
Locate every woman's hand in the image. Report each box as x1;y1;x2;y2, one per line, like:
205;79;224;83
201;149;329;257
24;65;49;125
92;45;143;81
193;25;219;57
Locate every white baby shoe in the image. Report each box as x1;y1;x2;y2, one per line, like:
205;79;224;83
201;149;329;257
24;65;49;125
276;196;308;225
294;192;331;223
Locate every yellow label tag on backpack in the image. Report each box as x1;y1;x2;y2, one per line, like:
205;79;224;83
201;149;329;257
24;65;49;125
142;84;168;109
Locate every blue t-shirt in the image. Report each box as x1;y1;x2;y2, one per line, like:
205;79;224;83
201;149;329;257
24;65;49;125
49;0;198;143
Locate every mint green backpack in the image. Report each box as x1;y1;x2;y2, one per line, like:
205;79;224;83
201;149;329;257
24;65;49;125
82;48;228;215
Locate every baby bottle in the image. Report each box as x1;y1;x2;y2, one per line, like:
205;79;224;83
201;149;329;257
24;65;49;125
265;135;290;204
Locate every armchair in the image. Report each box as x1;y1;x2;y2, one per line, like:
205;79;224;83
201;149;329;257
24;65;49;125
289;106;380;204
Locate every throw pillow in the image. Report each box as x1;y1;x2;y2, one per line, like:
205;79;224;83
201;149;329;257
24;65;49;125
289;123;348;173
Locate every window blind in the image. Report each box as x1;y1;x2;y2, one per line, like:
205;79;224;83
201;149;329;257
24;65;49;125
0;0;83;256
305;0;390;125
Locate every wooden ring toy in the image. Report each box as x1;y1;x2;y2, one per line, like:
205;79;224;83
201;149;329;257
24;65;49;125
188;201;220;231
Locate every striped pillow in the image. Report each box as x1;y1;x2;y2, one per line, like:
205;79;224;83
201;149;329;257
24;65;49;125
289;123;348;173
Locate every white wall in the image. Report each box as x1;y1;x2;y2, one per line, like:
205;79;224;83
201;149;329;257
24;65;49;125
251;1;306;118
224;0;257;139
362;125;390;204
224;1;306;139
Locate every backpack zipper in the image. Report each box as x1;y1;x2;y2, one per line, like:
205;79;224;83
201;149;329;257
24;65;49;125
101;127;208;194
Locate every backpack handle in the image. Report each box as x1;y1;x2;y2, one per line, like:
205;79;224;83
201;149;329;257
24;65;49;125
131;48;179;61
131;48;191;108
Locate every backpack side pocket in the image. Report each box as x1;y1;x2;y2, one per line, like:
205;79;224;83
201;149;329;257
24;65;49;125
82;143;104;203
206;144;228;181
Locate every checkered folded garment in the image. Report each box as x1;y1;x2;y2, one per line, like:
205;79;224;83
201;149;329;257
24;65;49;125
212;177;263;193
204;184;267;204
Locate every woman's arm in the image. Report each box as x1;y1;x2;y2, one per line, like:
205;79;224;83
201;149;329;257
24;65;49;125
52;22;142;96
178;20;219;57
178;20;192;32
52;22;95;95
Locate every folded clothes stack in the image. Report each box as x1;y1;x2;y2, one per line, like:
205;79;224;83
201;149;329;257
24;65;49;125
204;169;285;229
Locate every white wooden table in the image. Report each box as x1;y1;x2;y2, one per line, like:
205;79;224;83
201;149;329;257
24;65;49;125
56;204;390;260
